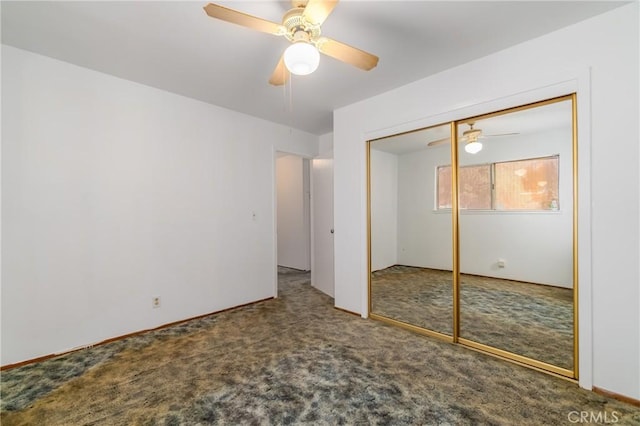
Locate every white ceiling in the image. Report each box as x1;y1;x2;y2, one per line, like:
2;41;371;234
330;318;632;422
1;1;626;135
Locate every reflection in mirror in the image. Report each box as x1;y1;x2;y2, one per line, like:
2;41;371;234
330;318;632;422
369;123;453;336
456;98;575;370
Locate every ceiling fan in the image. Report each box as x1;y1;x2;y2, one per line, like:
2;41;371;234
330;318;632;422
203;0;379;86
427;123;519;153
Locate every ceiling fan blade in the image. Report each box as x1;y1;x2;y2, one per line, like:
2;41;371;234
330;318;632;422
269;55;290;86
428;132;518;146
303;0;339;26
203;3;285;35
427;137;451;147
483;132;520;137
317;37;379;71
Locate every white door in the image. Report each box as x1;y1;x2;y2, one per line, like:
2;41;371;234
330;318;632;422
311;158;334;297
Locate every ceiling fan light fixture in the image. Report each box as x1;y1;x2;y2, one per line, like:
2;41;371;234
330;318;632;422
465;141;483;154
204;2;378;86
284;41;320;75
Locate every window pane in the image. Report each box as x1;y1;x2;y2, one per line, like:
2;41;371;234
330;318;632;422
495;156;559;210
459;165;492;209
437;166;452;209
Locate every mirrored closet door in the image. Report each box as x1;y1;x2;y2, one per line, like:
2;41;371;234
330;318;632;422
368;95;577;378
457;97;576;375
369;123;454;338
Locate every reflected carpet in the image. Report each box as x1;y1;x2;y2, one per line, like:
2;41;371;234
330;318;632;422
371;265;573;369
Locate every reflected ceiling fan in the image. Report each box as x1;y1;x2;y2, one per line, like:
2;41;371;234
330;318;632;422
203;0;379;86
427;123;519;154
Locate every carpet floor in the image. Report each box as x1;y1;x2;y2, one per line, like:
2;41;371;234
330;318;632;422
371;265;573;369
1;268;638;425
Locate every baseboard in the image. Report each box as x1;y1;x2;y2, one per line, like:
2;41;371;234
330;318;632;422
593;386;640;407
1;296;274;371
333;306;361;317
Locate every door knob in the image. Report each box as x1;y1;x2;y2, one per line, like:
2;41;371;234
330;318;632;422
330;229;334;234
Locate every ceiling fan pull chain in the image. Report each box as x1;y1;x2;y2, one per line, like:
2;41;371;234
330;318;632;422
289;74;294;127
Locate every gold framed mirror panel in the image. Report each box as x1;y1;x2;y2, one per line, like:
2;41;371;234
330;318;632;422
367;94;578;379
456;94;577;379
367;122;455;342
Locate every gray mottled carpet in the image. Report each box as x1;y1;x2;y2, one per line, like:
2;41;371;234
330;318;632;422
1;267;638;425
371;265;573;369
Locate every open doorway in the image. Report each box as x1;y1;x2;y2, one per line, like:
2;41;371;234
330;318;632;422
275;153;311;296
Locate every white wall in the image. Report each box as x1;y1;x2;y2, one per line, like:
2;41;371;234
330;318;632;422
276;154;310;270
334;4;639;399
369;149;398;271
317;132;333;158
1;46;318;366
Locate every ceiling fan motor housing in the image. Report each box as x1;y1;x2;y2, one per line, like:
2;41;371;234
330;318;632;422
283;7;321;43
463;128;482;142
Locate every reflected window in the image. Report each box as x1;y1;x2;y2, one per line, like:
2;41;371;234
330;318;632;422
438;164;491;210
437;155;559;211
495;156;559;210
437;166;452;209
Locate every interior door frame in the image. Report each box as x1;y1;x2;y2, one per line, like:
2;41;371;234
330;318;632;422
272;148;313;297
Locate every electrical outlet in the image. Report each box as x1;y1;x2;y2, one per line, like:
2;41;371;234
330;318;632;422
497;259;506;268
152;296;161;308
